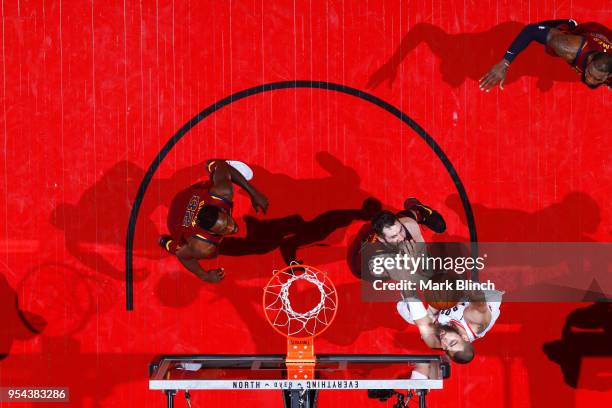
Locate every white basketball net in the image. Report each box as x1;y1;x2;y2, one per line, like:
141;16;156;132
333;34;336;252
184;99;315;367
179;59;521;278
264;265;337;337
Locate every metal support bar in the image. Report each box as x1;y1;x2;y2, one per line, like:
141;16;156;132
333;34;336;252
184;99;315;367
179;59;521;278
165;390;176;408
282;389;318;408
417;389;427;408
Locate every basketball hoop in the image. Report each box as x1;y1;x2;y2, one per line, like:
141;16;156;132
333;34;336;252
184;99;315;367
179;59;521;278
263;264;338;379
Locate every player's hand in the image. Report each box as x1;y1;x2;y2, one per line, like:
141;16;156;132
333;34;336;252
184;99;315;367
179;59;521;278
479;60;508;92
250;191;269;214
200;268;225;283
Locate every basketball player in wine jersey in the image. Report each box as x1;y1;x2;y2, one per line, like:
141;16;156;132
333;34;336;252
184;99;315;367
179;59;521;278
159;160;269;283
481;19;611;90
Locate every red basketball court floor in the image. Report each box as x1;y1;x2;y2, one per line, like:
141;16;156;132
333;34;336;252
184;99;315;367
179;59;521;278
0;1;610;407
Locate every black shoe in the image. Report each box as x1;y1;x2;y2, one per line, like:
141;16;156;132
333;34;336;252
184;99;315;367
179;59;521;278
403;197;446;233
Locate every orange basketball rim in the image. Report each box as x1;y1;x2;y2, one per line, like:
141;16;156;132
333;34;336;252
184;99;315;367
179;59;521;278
263;264;338;380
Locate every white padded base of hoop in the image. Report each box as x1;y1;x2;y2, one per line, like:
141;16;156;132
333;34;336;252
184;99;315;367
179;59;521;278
151;378;444;390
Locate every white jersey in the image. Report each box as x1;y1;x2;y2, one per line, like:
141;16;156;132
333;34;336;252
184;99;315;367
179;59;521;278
436;301;501;342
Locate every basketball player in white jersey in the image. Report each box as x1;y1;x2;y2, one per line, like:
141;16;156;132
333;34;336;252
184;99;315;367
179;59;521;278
397;290;503;364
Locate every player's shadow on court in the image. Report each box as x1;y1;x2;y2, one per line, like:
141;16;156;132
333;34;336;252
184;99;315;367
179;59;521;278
367;22;578;92
220;152;386;266
221;198;382;264
50;160;207;282
0;272;46;360
0;336;153;408
443;192;607;299
439;193;605;406
444;191;601;242
543;302;612;391
345;223;376;281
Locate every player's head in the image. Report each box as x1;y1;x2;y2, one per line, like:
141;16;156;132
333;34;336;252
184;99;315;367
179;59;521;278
437;324;474;364
583;52;611;88
371;211;406;244
196;205;238;235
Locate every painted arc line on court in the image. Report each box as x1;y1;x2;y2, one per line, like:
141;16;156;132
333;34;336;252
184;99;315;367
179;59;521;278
125;80;478;311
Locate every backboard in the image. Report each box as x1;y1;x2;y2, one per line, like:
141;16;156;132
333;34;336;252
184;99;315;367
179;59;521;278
149;354;451;408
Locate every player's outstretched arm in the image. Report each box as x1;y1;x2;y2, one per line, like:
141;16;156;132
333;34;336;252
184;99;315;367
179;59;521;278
400;217;425;243
209;160;234;200
404;298;442;348
480;19;577;91
415;316;442;349
176;243;225;283
208;159;268;214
